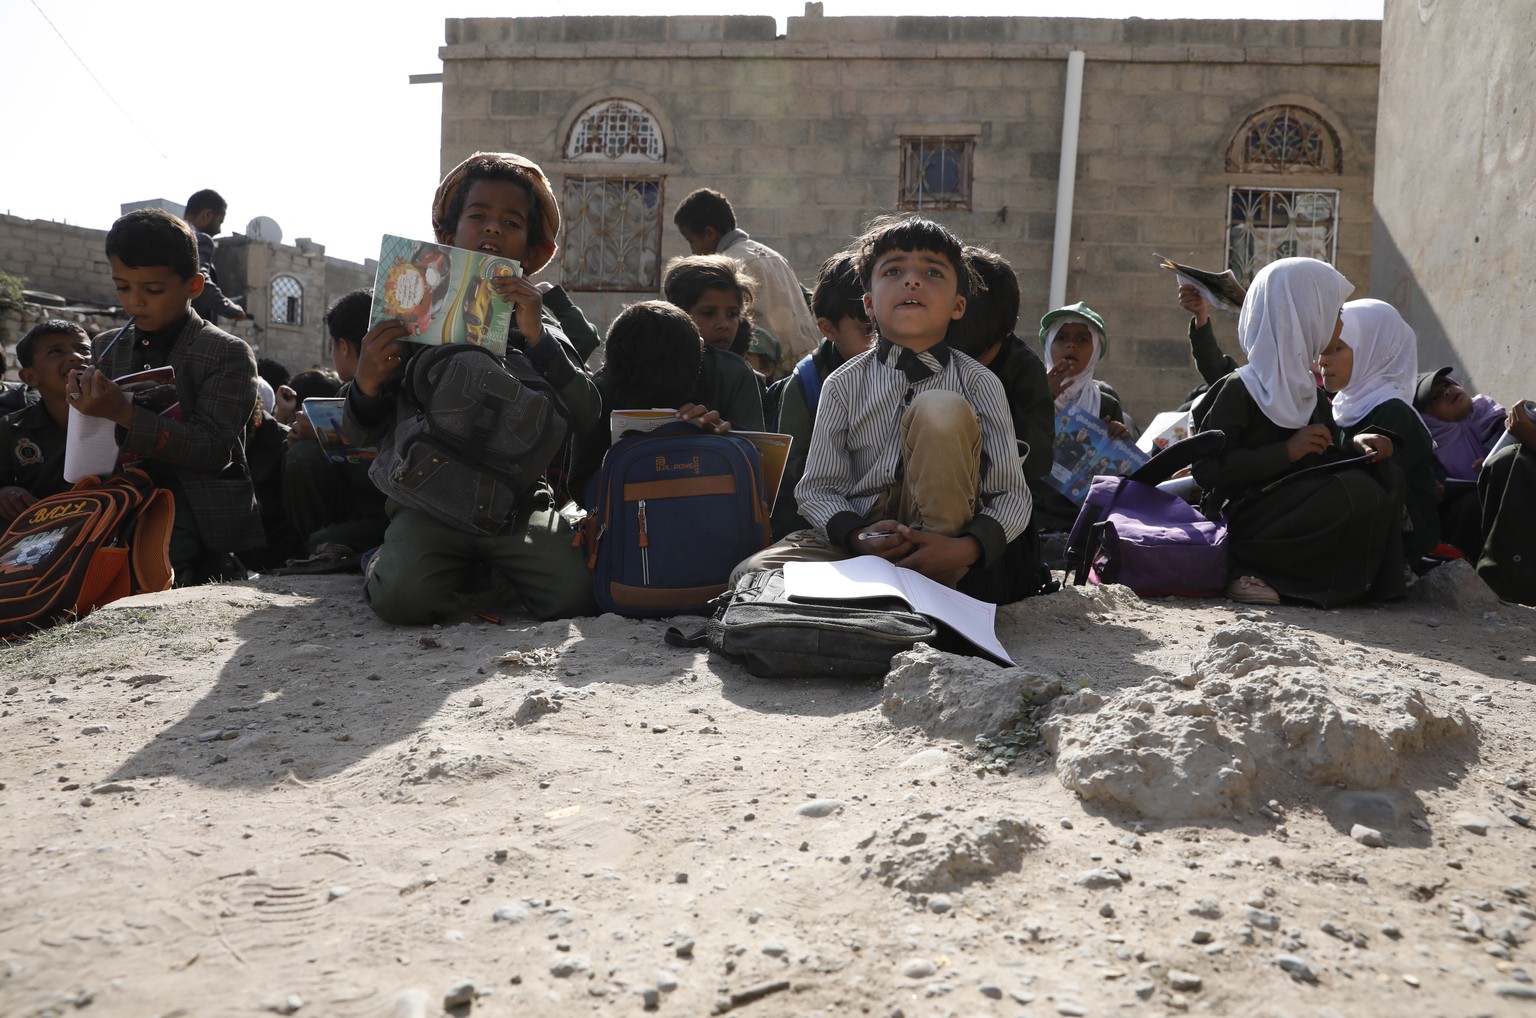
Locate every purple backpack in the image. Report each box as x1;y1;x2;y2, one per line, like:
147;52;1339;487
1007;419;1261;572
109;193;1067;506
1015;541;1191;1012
1065;431;1228;598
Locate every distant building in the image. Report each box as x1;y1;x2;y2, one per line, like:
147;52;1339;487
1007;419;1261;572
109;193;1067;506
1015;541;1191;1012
437;12;1380;418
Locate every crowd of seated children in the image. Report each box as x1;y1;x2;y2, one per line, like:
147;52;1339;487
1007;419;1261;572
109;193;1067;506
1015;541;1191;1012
569;300;746;500
342;151;599;624
672;187;820;373
768;251;873;539
1322;298;1439;565
0;320;92;522
69;209;264;585
1190;257;1405;608
732;216;1031;592
278;289;390;569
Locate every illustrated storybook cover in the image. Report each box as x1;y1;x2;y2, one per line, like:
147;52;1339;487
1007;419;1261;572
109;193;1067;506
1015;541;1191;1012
1045;402;1150;504
368;235;521;356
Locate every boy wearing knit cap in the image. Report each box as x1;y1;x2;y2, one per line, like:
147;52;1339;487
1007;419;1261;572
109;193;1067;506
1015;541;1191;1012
343;152;600;624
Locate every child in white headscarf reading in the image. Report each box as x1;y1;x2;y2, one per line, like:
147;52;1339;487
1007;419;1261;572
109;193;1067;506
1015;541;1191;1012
1190;258;1406;607
1039;302;1131;439
1321;298;1439;561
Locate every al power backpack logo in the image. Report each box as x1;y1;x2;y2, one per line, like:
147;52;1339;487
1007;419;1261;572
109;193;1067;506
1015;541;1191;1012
0;468;175;639
370;343;569;536
583;424;771;618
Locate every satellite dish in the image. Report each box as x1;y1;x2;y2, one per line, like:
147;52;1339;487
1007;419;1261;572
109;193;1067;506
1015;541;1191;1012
247;216;283;243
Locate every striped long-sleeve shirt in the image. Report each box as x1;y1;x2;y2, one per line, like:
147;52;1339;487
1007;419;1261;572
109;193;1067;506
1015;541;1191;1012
794;342;1032;565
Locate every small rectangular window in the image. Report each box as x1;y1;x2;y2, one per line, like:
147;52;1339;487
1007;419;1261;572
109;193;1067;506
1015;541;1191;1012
899;136;974;211
1226;187;1339;285
270;275;304;325
559;176;664;292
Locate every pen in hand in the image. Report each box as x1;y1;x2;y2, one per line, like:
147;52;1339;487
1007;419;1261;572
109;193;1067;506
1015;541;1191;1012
857;530;897;541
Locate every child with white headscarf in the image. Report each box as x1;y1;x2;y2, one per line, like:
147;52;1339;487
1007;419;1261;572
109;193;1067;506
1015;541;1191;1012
1039;302;1130;438
1191;258;1406;607
1321;298;1439;561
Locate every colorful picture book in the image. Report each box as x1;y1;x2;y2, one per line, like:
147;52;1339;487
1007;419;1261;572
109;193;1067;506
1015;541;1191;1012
1045;402;1150;504
302;398;377;466
1136;409;1194;455
368;234;522;356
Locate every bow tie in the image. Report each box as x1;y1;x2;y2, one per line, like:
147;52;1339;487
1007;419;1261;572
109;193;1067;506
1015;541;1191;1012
877;337;949;383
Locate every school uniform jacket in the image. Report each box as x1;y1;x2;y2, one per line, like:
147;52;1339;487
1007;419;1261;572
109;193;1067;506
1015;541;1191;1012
94;310;263;551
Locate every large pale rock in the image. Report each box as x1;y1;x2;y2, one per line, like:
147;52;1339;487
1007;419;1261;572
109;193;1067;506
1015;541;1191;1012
1042;623;1472;819
882;645;1062;741
1406;558;1506;613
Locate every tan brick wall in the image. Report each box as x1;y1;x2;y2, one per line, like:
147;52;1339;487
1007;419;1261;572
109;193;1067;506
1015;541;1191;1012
0;215;115;306
439;15;1380;420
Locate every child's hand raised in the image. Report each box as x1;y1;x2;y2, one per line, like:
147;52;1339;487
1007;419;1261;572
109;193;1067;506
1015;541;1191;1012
1507;399;1536;450
489;273;545;347
677;404;732;434
1285;423;1332;462
1178;284;1210;327
354;320;410;398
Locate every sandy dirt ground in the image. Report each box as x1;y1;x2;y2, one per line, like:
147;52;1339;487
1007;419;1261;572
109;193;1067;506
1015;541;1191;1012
1;564;1532;1018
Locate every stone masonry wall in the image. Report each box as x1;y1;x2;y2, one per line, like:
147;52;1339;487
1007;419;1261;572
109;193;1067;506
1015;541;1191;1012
0;215;116;307
439;14;1379;421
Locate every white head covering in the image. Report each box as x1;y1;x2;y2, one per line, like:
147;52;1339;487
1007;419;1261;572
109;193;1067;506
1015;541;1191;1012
255;376;276;415
1233;257;1354;429
1043;314;1104;418
1331;298;1418;427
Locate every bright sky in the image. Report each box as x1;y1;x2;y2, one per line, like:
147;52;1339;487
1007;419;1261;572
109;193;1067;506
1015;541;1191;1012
1;0;1383;268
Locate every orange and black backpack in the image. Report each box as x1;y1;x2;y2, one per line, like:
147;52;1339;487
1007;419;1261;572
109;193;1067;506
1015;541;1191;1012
0;468;175;639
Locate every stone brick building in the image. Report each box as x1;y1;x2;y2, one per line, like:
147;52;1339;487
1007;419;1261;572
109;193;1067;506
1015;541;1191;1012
437;12;1380;420
0;214;373;377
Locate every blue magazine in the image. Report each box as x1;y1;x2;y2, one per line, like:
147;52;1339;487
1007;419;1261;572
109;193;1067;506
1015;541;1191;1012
1045;402;1149;503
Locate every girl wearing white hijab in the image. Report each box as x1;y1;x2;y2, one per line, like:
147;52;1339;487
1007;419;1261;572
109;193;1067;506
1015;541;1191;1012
1191;258;1406;607
1039;302;1131;439
1321;298;1439;559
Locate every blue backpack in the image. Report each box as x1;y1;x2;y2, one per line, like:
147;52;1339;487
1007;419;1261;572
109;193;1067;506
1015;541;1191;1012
582;423;772;618
765;354;823;431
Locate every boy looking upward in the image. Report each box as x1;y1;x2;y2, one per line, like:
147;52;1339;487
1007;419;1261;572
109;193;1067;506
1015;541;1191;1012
0;320;92;522
70;209;263;583
734;217;1031;590
344;151;599;624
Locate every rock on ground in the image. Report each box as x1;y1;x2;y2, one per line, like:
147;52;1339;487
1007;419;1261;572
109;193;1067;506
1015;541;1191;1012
882;645;1061;741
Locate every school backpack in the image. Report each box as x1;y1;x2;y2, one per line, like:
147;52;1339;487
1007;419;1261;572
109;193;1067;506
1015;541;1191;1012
764;353;824;432
664;567;937;679
0;468;175;639
370;343;568;536
1065;430;1229;598
583;423;771;618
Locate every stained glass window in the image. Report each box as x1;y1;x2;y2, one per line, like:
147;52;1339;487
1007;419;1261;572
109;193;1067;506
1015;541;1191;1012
566;100;665;163
560;177;664;292
1226;188;1340;285
1226;105;1342;175
270;275;303;325
900;137;974;210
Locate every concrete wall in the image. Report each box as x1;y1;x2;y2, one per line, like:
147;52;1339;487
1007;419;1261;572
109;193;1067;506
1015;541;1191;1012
439;14;1380;420
1370;0;1535;398
0;214;116;306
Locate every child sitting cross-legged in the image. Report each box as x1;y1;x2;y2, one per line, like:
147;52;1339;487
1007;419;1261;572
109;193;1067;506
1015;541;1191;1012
343;151;599;624
0;320;93;524
731;215;1032;592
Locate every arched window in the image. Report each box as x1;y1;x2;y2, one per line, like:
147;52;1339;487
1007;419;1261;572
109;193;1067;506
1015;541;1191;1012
1225;105;1344;284
270;275;303;325
560;99;666;291
565;100;665;163
1226;105;1342;175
